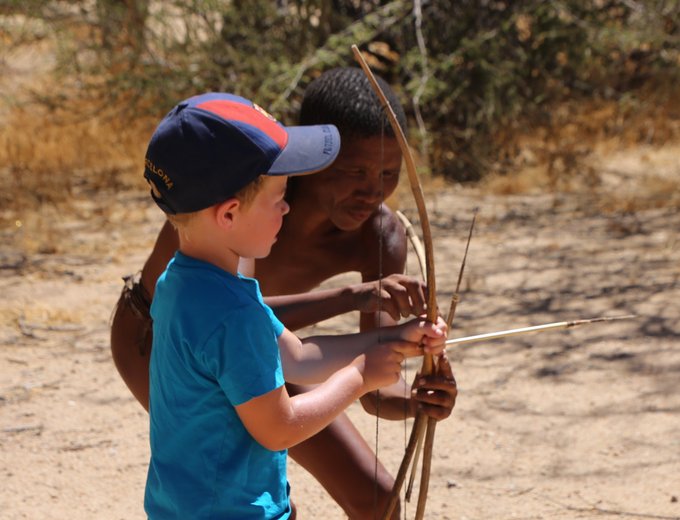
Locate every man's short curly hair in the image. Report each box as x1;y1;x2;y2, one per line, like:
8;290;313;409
299;67;408;140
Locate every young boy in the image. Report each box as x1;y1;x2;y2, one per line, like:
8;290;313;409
141;92;447;519
112;69;457;517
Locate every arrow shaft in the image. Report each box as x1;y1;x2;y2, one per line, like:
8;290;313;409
446;321;570;347
445;316;635;348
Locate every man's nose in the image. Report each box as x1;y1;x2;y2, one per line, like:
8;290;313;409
355;173;384;202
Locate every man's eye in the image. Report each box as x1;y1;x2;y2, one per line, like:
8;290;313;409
383;170;398;178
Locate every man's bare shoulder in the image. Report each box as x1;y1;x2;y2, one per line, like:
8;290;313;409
358;204;407;276
361;204;405;241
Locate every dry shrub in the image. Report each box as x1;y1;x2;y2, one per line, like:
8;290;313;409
481;88;680;210
0;95;156;219
598;175;680;213
0;85;158;256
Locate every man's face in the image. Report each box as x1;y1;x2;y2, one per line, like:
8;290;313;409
299;135;402;230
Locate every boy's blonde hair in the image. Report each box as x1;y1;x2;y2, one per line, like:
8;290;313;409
166;174;266;229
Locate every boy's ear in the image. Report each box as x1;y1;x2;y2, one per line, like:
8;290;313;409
214;198;241;229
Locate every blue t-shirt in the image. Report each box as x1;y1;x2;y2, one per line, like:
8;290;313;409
144;251;290;519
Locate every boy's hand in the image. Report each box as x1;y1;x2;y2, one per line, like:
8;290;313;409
352;318;447;393
352;274;426;320
354;330;449;393
353;343;408;392
393;315;447;355
411;354;457;420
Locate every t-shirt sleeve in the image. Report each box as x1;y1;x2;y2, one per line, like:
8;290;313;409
200;304;285;406
262;302;284;337
249;276;284;337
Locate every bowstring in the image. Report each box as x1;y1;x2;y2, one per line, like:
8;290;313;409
374;107;411;519
373;113;385;519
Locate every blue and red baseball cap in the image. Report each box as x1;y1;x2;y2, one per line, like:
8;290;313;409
144;92;341;214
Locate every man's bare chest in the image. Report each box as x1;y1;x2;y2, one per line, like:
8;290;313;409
257;236;367;295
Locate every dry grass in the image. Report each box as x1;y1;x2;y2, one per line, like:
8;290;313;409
0;90;157;255
0;99;154;207
3;89;677;256
480;91;680;212
1;24;154;224
2;31;678;250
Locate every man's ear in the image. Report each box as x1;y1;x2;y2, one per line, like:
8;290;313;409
214;198;241;230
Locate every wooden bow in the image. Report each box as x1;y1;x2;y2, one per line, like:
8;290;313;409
352;42;642;518
351;44;439;520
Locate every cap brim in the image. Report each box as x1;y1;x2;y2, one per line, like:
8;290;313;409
268;124;340;176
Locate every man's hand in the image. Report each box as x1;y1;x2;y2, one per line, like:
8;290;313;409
352;274;426;321
411;354;457;420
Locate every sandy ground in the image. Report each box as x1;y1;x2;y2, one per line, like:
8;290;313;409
1;148;679;519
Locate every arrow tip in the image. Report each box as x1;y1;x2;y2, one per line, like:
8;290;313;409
567;315;637;327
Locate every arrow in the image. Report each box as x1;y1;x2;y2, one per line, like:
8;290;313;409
445;315;636;349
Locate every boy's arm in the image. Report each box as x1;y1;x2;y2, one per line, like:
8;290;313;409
237;319;446;452
235;364;366;451
277;319;445;386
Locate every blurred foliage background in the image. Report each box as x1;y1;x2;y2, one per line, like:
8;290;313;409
1;0;679;213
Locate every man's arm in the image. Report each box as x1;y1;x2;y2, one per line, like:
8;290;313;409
357;205;418;417
358;205;410;332
140;219;179;298
358;354;457;421
357;206;458;421
263;274;426;331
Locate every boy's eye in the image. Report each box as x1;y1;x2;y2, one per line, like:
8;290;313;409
383;170;398;179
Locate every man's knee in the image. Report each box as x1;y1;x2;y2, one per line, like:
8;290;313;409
344;480;400;520
110;283;152;410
